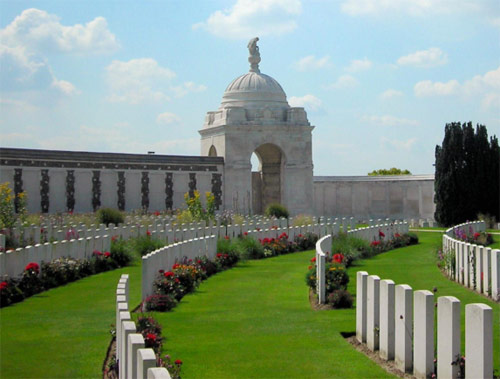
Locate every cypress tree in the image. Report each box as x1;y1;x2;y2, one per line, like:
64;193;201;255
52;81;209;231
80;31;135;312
434;122;499;226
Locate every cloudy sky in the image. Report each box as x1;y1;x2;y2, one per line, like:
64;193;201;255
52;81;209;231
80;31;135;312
1;0;499;175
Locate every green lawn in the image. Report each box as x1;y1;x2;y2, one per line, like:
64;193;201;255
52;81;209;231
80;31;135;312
1;231;498;378
0;262;142;378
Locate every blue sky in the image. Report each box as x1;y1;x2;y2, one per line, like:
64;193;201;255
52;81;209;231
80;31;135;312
1;0;499;175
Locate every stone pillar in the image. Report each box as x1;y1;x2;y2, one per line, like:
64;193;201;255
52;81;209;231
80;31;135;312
147;368;171;378
121;321;136;379
464;243;470;287
413;290;434;379
437;296;460;379
476;245;484;293
356;271;368;343
118;311;131;379
379;279;395;361
395;284;412;373
317;253;325;304
366;275;380;351
137;348;157;379
465;303;493;379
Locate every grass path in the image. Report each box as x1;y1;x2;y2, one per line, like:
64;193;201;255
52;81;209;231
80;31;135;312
153;251;391;378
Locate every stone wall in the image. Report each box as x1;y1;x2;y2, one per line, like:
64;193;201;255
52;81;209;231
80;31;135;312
0;148;224;214
313;175;435;220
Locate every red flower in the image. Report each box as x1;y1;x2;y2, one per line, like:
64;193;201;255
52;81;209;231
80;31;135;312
224;235;230;240
216;253;222;258
146;333;157;342
379;230;385;237
243;232;248;236
175;359;183;365
0;281;8;290
93;250;102;256
146;230;151;237
104;252;111;258
164;271;174;277
310;257;316;263
224;254;228;258
197;260;202;264
159;269;165;274
175;278;180;283
25;262;40;273
256;228;261;231
394;233;401;238
154;211;161;216
172;263;180;270
298;234;303;238
473;232;480;240
111;235;118;242
371;241;381;246
333;253;344;264
308;265;312;270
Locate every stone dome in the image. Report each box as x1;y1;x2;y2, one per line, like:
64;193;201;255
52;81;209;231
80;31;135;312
220;71;289;109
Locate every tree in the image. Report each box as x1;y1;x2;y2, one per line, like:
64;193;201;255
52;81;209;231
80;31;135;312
434;122;499;226
368;168;412;176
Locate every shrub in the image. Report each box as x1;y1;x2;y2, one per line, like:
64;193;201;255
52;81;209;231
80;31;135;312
110;238;134;266
194;256;219;278
143;294;177;312
133;235;165;256
294;232;318;251
265;203;289;219
215;251;239;269
237;236;265;259
327;289;353;308
292;214;314;226
96;208;124;226
325;263;349;293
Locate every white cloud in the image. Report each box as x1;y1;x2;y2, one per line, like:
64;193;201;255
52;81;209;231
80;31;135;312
414;79;460;96
327;74;359;90
105;58;175;104
397;47;448;68
381;136;417;151
294;55;330;71
380;89;403;99
156;112;181;125
51;79;79;95
341;0;482;17
414;66;500;108
288;94;322;111
363;115;418;127
345;58;372;72
0;8;119;54
193;0;301;39
171;82;207;98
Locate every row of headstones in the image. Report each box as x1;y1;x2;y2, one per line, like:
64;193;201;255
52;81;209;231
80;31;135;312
141;235;218;300
116;275;172;379
0;234;111;278
356;271;494;379
315;222;409;304
444;220;486;237
442;222;500;301
347;222;409;242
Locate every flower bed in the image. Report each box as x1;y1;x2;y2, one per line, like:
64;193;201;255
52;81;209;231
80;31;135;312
306;232;419;307
0;238;134;308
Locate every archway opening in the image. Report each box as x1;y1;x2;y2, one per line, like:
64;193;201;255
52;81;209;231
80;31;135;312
251;143;283;215
208;145;217;157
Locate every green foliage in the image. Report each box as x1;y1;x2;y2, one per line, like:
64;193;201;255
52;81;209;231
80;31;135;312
110;238;134;267
235;236;265;259
96;207;124;226
132;235;165;257
330;233;369;266
434;122;499;226
292;214;314;226
181;190;216;222
327;289;353;309
265;203;289;219
0;182;27;229
368;168;411;176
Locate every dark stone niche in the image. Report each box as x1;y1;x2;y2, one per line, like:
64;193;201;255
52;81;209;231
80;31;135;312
165;172;173;210
141;172;149;211
92;170;101;211
188;173;197;198
13;168;23;213
40;169;50;213
117;171;126;211
211;173;222;210
66;170;75;212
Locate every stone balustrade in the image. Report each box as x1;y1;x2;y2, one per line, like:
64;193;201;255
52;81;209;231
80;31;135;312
442;221;500;300
356;271;494;378
116;274;171;379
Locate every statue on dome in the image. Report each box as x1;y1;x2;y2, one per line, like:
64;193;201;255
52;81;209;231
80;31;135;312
247;37;261;73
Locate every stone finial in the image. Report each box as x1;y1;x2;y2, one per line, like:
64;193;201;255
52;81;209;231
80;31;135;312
247;37;261;73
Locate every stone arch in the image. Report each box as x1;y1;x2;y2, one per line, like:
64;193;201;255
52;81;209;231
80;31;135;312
251;143;285;214
208;145;218;157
